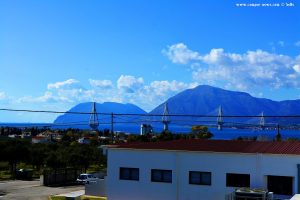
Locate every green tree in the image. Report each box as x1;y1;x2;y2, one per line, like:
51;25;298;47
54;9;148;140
67;144;101;172
45;150;67;169
30;144;48;170
2;140;30;176
156;130;173;141
191;126;213;139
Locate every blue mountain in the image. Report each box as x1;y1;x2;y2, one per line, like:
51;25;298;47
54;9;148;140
54;86;300;131
54;102;147;131
150;85;300;125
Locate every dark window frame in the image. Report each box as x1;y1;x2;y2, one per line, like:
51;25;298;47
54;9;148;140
226;173;250;187
119;167;139;181
151;169;172;183
189;171;212;185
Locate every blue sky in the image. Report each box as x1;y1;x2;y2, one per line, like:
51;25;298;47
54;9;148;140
0;0;300;122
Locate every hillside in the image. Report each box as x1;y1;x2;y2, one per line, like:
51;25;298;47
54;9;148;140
150;85;300;124
54;102;147;130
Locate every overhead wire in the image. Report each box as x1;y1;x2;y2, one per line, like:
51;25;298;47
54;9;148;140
1;108;300;130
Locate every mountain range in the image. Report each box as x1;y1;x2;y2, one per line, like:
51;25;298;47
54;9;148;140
53;102;146;131
150;85;300;116
54;85;300;131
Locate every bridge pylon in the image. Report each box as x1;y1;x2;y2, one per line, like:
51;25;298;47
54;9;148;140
259;112;265;130
217;105;223;130
162;102;170;132
89;102;99;131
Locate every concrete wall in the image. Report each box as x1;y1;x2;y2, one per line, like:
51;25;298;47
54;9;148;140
107;149;300;200
107;150;177;200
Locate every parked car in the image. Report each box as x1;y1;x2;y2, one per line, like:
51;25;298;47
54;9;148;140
76;173;98;184
15;168;33;180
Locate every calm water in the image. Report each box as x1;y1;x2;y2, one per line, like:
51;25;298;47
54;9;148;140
209;128;300;140
158;125;300;140
1;123;299;140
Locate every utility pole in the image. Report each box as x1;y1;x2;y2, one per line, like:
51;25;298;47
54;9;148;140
276;124;281;141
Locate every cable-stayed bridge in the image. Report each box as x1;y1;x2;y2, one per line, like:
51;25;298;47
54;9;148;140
1;105;300;131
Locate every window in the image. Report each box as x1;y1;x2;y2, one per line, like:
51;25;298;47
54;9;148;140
267;175;293;195
226;173;250;187
189;171;211;185
119;167;139;181
151;169;172;183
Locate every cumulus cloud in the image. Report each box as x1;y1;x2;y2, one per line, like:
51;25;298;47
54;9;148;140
16;91;71;104
162;43;201;64
10;76;196;112
117;75;144;93
293;64;300;73
89;79;113;89
47;79;79;89
118;79;195;111
147;80;193;96
16;78;92;105
163;43;300;91
0;92;6;100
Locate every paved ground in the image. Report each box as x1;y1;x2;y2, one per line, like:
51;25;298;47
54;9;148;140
0;180;84;200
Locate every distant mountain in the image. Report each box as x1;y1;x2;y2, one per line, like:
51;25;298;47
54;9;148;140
54;86;300;131
54;102;147;131
150;85;300;125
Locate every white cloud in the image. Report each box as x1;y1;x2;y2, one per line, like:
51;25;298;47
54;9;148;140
8;43;300;115
293;64;300;73
0;92;6;100
148;80;193;96
110;76;196;111
55;88;94;103
295;41;300;47
202;48;243;65
89;79;113;89
10;76;196;112
117;75;144;93
164;43;300;91
162;43;201;64
16;91;71;104
47;79;79;89
16;78;92;105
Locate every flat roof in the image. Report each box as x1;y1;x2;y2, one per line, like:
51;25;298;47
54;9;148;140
113;139;300;155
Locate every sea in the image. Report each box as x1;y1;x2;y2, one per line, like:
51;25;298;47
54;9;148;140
1;123;299;141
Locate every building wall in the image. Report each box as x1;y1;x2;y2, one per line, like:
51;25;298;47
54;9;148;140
107;149;177;200
107;149;300;200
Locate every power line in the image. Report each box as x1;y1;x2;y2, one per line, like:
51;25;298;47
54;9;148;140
1;108;300;131
1;108;300;118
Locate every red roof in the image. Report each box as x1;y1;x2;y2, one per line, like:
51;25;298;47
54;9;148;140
114;139;300;155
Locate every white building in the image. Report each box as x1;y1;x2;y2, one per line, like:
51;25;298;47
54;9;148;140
140;124;153;135
107;139;300;200
78;137;91;144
